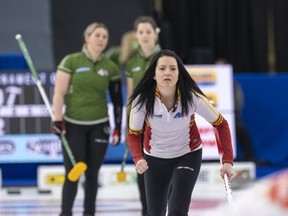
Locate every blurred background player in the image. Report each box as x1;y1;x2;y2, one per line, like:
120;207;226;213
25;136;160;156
52;22;123;216
125;16;161;216
105;30;139;70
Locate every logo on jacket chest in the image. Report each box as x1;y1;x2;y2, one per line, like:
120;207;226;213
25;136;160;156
97;69;109;76
132;66;141;72
154;114;163;118
174;112;185;118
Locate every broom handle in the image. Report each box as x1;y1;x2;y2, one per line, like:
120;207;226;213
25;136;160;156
15;34;77;166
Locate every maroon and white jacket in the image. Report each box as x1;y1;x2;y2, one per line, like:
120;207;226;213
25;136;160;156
128;91;233;165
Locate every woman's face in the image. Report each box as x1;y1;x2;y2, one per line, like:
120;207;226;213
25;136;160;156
135;22;157;49
85;27;108;52
154;56;179;88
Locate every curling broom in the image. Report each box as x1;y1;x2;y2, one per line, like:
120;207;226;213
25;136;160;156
15;34;87;182
214;127;234;204
117;146;129;182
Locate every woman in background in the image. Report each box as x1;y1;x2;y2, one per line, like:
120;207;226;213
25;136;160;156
105;30;138;70
52;22;123;216
125;16;161;216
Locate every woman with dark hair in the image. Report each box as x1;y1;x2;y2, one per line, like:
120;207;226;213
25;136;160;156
127;49;234;216
125;15;161;216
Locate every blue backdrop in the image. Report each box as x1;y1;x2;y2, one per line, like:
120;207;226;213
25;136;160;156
235;73;288;166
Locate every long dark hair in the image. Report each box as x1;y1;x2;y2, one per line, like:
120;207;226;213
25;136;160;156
128;49;206;117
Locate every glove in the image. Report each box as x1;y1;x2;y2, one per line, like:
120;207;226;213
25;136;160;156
52;121;66;137
112;129;120;146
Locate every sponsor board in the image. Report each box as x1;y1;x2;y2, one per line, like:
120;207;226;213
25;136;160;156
0;134;62;163
45;174;65;185
37;165;65;194
37;164;138;199
37;162;254;200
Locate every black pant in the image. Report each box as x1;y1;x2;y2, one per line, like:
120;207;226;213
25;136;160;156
144;149;202;216
60;121;110;216
137;172;147;216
